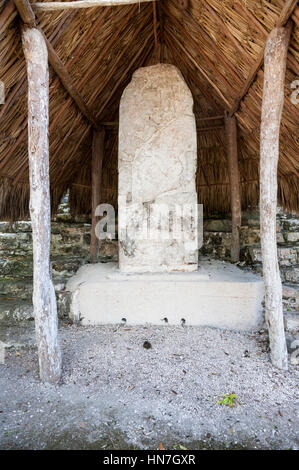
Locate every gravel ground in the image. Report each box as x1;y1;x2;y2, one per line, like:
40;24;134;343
0;322;298;450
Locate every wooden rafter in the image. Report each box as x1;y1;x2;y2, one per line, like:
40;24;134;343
52;28;155;185
96;32;154;118
229;0;298;115
45;36;99;129
14;0;35;25
32;0;156;11
173;7;243;87
164;33;223;114
61;7;152;116
0;10;78;173
13;0;99;129
7;9;108;182
152;1;158;51
276;0;298;27
0;0;16;33
99;115;224;126
49;8;151;179
157;0;164;62
164;7;237;100
200;0;252;64
0;11;76;124
7;0;107;185
49;4;138;132
165;24;231;109
11;4;135;183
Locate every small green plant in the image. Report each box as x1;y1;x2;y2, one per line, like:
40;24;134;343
217;393;238;407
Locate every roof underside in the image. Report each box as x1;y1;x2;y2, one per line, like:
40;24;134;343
0;0;298;220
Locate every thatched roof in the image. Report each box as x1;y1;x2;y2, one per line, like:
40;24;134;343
0;0;298;220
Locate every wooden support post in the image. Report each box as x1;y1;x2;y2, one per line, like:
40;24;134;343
90;128;105;263
22;26;61;383
260;21;292;370
224;113;241;262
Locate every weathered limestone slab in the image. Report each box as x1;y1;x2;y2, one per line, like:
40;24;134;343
118;64;198;273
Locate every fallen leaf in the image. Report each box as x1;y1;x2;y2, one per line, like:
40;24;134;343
79;422;85;429
278;410;283;417
171;390;178;395
158;442;164;450
230;425;235;434
179;444;187;450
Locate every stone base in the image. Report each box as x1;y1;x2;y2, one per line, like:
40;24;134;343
66;260;265;331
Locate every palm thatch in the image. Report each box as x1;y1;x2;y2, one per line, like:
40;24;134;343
0;0;298;220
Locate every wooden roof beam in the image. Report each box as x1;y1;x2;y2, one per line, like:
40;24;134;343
86;7;152;111
0;11;76;123
157;0;164;62
164;8;237;100
95;23;153;119
1;8;107;176
164;33;223;114
229;0;298;116
32;0;156;11
200;0;252;64
45;37;99;129
168;6;243;87
48;4;147;181
276;0;298;27
0;0;17;33
165;24;231;110
13;0;99;129
52;29;155;184
152;1;158;51
49;4;138;132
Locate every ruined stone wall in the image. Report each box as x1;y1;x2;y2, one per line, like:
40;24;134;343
0;200;117;324
200;209;299;312
200;209;298;284
0;198;297;323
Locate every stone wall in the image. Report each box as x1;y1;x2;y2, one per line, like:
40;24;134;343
200;209;299;312
0;199;117;324
0;197;298;323
200;209;298;284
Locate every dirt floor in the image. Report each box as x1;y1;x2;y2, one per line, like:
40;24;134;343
0;322;298;450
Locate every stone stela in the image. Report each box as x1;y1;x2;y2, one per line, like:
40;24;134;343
118;64;198;273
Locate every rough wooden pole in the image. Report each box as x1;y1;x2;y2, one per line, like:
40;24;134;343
90;128;105;263
224;113;241;262
260;22;292;370
22;26;61;383
32;0;155;11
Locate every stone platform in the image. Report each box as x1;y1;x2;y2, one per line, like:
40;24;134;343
66;260;265;331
